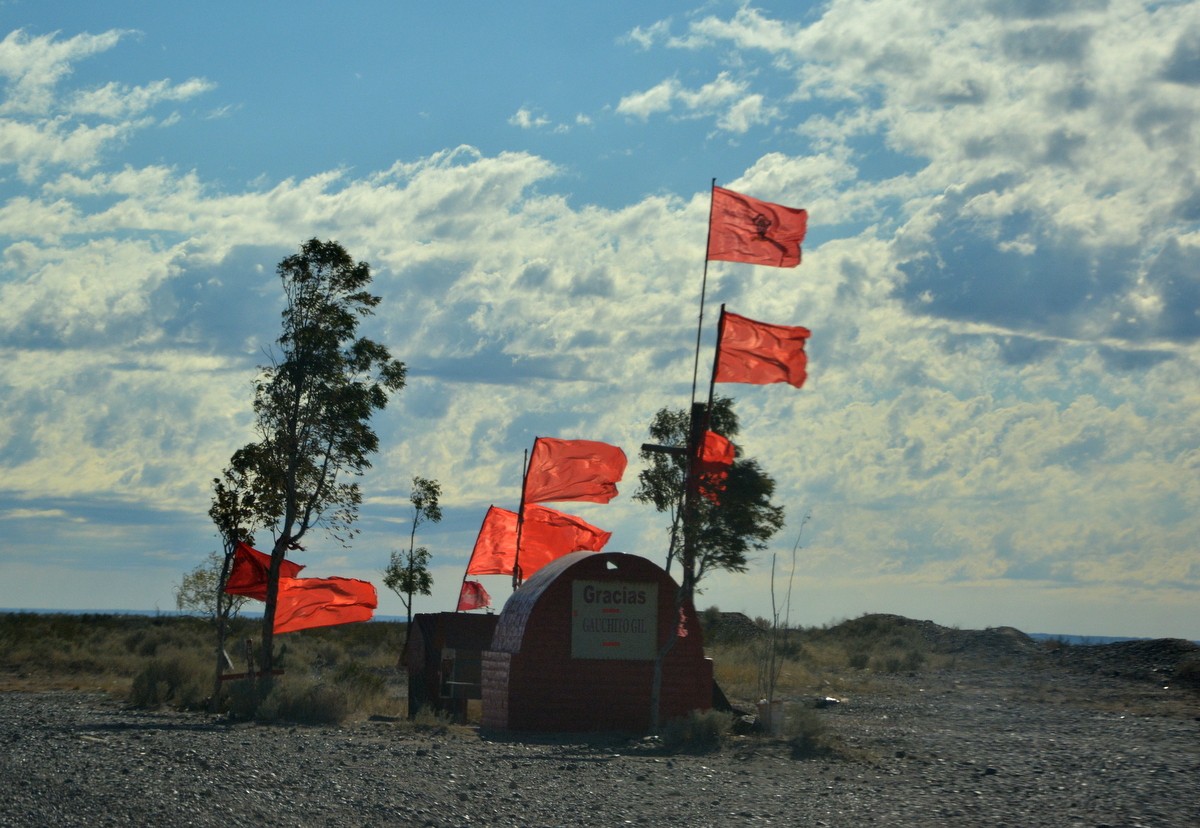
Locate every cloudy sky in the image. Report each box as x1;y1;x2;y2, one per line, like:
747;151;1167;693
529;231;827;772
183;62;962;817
1;0;1197;639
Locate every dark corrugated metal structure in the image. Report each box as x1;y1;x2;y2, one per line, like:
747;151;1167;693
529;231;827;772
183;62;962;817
406;611;500;721
481;551;712;733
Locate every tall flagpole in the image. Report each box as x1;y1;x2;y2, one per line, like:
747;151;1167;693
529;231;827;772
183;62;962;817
707;303;727;415
691;179;718;409
655;180;719;732
512;446;530;591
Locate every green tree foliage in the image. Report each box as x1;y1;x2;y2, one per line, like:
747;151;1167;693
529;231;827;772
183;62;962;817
226;239;407;675
634;395;785;599
176;551;248;620
205;465;262;709
384;477;441;641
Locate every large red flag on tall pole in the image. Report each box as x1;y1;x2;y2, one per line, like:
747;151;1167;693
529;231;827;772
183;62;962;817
523;438;628;504
465;506;520;576
713;306;811;389
519;504;612;575
465;504;610;579
707;186;808;268
272;576;377;634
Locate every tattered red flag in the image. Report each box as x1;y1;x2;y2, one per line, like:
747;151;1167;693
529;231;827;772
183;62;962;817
464;504;611;580
272;576;377;634
695;430;735;504
714;308;811;389
223;541;305;601
524;437;628;504
707;186;807;268
456;580;491;612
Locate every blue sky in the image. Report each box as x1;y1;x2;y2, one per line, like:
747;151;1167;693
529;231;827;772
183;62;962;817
1;0;1198;639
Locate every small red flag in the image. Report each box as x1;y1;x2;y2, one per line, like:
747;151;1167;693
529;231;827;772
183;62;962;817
456;580;491;612
524;437;628;504
273;576;377;634
224;541;305;601
714;308;811;389
707;186;807;268
695;430;735;504
464;504;611;579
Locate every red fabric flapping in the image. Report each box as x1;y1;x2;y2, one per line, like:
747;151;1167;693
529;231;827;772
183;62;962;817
707;186;807;268
524;437;627;504
715;309;811;389
224;542;304;601
272;577;377;634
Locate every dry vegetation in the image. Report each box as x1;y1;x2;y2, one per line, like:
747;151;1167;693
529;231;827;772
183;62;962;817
3;610;1197;746
0;613;407;723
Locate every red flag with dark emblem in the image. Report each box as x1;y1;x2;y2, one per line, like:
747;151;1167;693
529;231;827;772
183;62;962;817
524;437;628;504
224;541;305;601
708;186;807;268
272;576;377;634
714;307;811;389
456;580;491;612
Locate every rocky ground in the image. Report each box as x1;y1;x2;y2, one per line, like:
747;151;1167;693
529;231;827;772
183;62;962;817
1;628;1198;827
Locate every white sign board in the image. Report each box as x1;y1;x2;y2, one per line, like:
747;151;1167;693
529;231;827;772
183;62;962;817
571;580;658;660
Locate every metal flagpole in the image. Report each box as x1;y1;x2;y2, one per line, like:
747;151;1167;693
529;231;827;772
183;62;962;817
512;446;530;591
690;179;719;410
653;180;721;732
706;303;728;415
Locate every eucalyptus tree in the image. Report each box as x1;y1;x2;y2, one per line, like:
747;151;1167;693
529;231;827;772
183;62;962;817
227;239;406;678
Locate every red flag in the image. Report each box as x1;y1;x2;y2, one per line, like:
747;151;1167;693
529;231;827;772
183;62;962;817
273;576;377;634
456;580;491;611
464;504;611;579
707;186;807;268
465;506;517;576
524;437;628;504
519;504;611;577
714;308;811;388
695;430;735;504
224;541;305;601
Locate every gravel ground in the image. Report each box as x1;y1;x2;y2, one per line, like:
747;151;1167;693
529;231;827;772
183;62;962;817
2;647;1198;827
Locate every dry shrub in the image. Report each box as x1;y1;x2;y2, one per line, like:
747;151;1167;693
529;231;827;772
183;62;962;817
661;709;732;753
128;648;211;709
785;705;834;758
250;677;350;725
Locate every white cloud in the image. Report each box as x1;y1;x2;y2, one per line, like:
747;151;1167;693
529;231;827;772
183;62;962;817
508;106;551;129
622;19;672;51
69;77;215;118
615;71;774;132
0;28;129;115
1;10;1198;636
615;78;678;119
